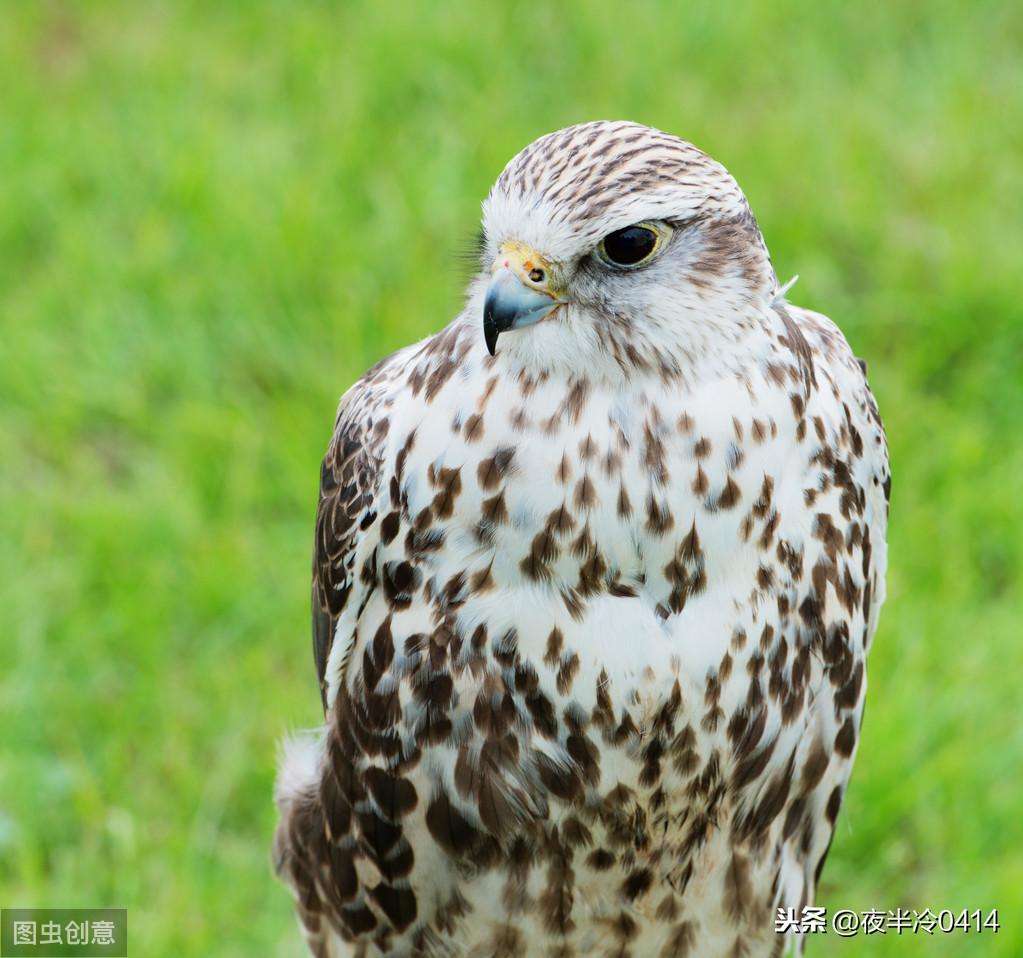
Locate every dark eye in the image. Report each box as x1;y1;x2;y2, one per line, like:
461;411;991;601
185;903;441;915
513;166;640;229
598;224;660;267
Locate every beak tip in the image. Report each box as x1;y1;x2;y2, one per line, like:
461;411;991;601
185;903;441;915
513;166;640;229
483;314;498;356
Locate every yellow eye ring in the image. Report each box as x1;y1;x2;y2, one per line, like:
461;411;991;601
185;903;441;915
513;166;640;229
596;221;668;268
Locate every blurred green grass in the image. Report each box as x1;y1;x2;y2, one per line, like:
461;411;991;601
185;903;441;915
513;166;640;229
1;2;1021;955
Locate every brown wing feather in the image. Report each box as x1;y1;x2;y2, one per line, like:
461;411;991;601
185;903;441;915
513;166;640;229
273;388;387;957
312;360;397;709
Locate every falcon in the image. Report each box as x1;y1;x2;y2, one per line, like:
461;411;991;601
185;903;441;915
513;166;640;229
274;121;889;958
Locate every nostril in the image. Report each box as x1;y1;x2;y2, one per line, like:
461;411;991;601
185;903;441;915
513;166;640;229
529;268;545;284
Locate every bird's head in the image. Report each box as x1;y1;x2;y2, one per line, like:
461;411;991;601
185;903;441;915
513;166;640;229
477;121;777;374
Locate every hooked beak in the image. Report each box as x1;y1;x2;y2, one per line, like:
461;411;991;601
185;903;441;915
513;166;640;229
482;242;565;355
483;268;558;355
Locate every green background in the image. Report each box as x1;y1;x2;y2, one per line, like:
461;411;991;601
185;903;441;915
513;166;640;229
2;2;1020;955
